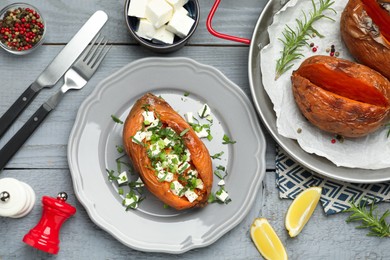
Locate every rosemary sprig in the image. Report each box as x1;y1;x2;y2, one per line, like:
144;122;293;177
344;199;390;237
275;0;336;80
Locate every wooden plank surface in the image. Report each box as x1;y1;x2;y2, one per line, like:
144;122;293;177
0;0;389;259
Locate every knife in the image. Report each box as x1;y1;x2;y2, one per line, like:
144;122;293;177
0;10;108;139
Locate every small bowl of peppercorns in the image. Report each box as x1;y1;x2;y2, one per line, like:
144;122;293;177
0;3;45;55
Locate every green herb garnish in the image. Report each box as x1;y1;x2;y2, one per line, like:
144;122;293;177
275;0;336;80
116;145;124;153
180;128;190;136
211;151;224;159
214;170;224;179
111;115;123;124
184;92;190;97
222;134;236;144
345;199;390;237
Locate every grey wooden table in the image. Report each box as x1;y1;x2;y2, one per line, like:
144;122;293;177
0;0;389;259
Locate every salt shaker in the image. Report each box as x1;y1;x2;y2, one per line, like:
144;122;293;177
23;192;76;254
0;177;35;218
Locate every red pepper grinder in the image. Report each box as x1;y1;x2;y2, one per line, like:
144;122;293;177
23;192;76;254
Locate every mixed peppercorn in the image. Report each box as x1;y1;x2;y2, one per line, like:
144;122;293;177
0;6;44;52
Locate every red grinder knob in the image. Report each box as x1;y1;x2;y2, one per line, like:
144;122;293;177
22;192;76;254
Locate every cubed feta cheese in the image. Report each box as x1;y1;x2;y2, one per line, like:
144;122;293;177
170;181;184;196
196;128;208;138
216;189;229;202
166;0;188;10
142;110;155;124
136;18;155;40
166;11;195;38
124;195;139;209
153;25;175;44
128;0;150;18
135;177;144;187
198;104;211;118
184;112;193;123
145;0;173;28
133;131;146;143
117;171;128;185
176;6;188;15
218;179;225;186
184;190;198;203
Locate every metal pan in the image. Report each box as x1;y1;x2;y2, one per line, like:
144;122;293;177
208;0;390;183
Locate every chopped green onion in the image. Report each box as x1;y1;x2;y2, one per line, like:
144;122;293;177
211;151;224;159
116;145;124;153
184;92;190;97
131;136;145;147
222;134;236;144
180;128;190;136
111;115;123;124
214;170;224;179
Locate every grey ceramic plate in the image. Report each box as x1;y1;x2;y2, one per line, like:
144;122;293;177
248;0;390;183
68;57;266;253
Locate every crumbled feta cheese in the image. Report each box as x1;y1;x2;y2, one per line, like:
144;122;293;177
184;148;191;161
170;181;184;196
216;189;229;202
198;104;211;118
133;131;146;143
163;138;171;146
144;131;153;141
196;178;204;190
117;171;128;185
136;18;156;40
184;112;194;123
187;169;198;177
196;128;209;138
178;162;190;174
155;161;164;172
218;179;225;186
128;0;150;18
184;190;198;203
149;143;161;156
166;10;195;38
145;0;173;29
153;25;175;44
142;110;155;125
157;171;174;182
124;195;139;209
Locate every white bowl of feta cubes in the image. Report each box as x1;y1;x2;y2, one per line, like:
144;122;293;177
125;0;199;53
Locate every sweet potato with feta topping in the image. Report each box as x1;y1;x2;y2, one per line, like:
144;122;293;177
123;93;213;210
291;55;390;138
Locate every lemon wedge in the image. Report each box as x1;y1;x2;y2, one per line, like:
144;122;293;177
285;186;322;237
250;218;288;260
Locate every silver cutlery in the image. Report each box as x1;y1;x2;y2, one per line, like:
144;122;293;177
0;10;108;139
0;35;111;171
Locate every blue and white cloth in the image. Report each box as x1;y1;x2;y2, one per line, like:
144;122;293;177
275;146;390;215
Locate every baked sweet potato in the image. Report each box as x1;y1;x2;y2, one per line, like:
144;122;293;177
123;93;213;210
340;0;390;79
291;55;390;138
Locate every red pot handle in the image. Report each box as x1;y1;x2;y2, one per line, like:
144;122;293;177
206;0;251;45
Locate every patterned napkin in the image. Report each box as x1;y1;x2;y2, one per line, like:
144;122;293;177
275;145;390;215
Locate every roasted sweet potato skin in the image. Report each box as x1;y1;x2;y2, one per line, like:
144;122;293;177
123;93;213;210
340;0;390;79
291;55;390;138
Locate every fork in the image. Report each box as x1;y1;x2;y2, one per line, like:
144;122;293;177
0;35;111;171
